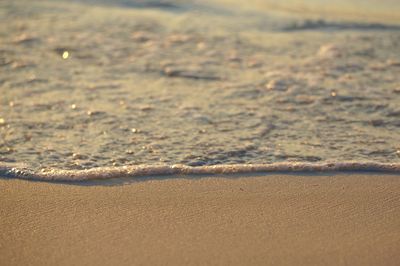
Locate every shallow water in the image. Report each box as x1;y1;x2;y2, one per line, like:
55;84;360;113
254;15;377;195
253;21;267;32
0;0;400;178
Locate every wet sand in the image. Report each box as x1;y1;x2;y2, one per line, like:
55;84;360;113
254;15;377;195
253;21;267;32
1;173;400;266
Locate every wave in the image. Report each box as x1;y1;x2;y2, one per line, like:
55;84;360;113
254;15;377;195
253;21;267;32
1;162;400;182
281;19;400;31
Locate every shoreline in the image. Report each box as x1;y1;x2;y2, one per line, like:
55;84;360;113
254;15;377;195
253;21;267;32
1;173;400;265
2;162;400;181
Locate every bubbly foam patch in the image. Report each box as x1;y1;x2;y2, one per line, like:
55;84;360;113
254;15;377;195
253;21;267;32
1;162;400;182
1;1;400;178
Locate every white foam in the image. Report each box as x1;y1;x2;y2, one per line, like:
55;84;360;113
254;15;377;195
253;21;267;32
1;162;400;181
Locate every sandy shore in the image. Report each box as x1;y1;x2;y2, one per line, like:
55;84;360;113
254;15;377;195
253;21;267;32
1;173;400;265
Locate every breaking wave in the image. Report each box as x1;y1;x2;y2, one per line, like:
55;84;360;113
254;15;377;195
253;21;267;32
1;162;400;182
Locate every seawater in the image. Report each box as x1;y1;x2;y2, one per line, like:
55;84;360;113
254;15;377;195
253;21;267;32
0;0;400;180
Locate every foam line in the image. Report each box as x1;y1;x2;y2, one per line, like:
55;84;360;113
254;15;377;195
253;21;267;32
1;162;399;182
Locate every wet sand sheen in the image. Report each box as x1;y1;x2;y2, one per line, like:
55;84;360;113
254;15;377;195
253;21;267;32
1;173;400;266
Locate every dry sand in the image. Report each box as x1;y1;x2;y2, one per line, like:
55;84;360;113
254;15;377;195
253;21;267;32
1;173;400;266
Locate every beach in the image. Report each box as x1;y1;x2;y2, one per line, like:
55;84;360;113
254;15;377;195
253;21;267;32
1;0;400;264
2;173;400;265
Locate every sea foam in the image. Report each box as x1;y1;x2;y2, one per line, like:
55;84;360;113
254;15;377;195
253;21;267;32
1;162;400;182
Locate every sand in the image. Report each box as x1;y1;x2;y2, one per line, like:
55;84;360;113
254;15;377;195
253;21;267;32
1;173;400;266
